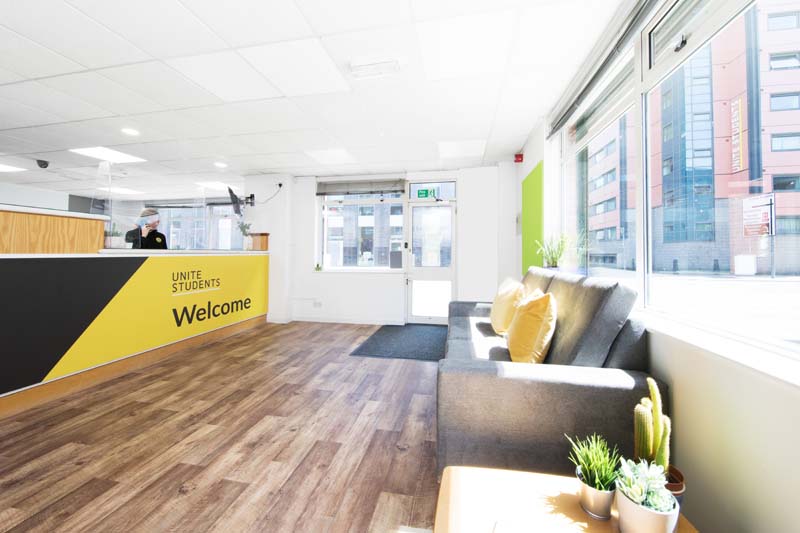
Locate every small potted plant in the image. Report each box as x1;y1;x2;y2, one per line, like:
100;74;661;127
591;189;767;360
616;458;679;533
634;378;686;503
565;433;620;520
535;234;568;269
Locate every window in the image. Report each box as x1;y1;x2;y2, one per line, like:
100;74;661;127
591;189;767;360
777;216;800;234
589;197;617;216
643;0;800;355
770;52;800;69
770;92;800;111
589;140;616;166
592;227;617;241
589;169;617;190
768;11;800;30
774;175;800;190
318;183;405;269
772;133;800;151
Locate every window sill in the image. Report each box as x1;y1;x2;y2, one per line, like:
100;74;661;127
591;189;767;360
635;309;800;388
313;267;404;274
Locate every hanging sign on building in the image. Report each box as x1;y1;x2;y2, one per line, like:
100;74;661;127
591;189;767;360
742;193;775;236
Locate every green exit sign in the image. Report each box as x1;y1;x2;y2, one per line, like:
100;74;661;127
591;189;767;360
417;188;436;199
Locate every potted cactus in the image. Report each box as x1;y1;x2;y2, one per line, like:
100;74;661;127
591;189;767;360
615;458;679;533
634;377;685;503
565;433;620;520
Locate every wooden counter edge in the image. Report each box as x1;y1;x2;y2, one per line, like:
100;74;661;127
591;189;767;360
0;315;266;420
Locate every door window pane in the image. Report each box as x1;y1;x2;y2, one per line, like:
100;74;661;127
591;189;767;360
412;206;452;267
646;1;800;352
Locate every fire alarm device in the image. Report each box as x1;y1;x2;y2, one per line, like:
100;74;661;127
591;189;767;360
514;154;523;163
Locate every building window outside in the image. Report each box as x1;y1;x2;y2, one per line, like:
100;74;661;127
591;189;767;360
589;197;617;216
768;11;800;30
320;192;403;269
773;175;800;190
589;140;616;166
770;92;800;110
771;132;800;151
644;0;800;353
589;169;617;190
769;51;800;69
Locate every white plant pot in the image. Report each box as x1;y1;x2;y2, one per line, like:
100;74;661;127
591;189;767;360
616;489;679;533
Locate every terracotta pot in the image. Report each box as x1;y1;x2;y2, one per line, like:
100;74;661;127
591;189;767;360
666;465;685;505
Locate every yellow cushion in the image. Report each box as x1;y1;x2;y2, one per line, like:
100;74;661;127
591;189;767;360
490;279;526;334
507;291;557;364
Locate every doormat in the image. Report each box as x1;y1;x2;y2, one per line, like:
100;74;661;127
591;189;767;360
350;324;447;361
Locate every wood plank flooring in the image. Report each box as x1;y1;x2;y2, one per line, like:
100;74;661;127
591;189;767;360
0;321;439;532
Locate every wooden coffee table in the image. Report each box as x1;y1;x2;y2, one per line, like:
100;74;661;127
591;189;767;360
434;466;698;533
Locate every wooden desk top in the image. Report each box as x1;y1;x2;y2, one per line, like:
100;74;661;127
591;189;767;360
434;466;698;533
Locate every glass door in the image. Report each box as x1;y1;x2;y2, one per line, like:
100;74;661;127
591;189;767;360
406;182;456;324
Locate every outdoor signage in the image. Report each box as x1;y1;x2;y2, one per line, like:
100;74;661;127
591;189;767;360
742;193;775;237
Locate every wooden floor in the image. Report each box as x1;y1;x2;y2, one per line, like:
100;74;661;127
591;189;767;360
0;322;440;532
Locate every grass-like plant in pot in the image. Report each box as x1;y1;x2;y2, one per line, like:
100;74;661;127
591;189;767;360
565;433;620;520
616;458;679;533
535;234;568;268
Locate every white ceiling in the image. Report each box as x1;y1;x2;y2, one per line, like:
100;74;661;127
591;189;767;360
0;0;622;200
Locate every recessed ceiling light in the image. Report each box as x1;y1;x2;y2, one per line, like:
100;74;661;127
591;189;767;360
349;59;401;79
305;148;356;165
196;181;234;191
97;186;143;195
438;140;486;159
120;127;140;136
70;147;146;164
0;163;27;172
214;161;228;169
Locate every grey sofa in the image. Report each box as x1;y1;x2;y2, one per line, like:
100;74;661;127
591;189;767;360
437;266;662;477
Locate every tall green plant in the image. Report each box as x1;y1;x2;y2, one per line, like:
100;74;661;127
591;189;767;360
565;433;620;491
634;377;671;470
535;234;568;268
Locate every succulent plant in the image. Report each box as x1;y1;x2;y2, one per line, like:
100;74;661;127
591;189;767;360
617;458;676;513
634;377;671;470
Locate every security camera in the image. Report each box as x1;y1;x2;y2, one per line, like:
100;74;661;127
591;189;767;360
36;159;49;169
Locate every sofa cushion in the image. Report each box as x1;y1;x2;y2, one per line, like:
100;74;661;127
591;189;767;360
448;301;492;318
507;291;557;364
490;278;526;334
545;273;637;367
445;339;512;362
604;319;648;372
521;266;557;295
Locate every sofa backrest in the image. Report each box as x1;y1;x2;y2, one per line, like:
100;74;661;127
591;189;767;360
521;266;556;294
523;268;637;367
604;318;649;371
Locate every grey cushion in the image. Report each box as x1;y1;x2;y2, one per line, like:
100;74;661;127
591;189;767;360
521;266;556;294
448;301;492;318
545;273;637;367
446;339;511;361
447;316;497;341
604;319;649;372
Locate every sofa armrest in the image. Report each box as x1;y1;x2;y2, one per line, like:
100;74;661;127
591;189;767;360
436;358;663;477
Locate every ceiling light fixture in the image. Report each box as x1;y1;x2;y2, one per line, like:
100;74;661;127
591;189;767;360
349;59;401;79
0;163;27;172
120;127;140;136
70;147;146;164
97;186;143;195
214;161;228;169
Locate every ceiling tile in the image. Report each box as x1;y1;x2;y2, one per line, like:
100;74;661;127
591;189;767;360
350;142;438;164
0;0;150;68
119;137;254;162
295;0;412;35
0;133;57;155
0;81;114;122
131;110;222;139
98;61;222;108
0;26;83;79
416;10;514;80
1;122;110;152
240;39;350;97
181;0;314;48
411;0;524;20
41;72;165;114
232;129;339;154
27;149;113;169
167;52;281;102
0;66;24;84
66;0;227;58
178;99;317;135
0;97;63;129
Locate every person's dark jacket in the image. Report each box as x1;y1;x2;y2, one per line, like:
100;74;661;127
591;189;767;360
125;227;168;249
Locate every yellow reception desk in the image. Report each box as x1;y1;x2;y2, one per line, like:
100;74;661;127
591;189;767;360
0;250;269;417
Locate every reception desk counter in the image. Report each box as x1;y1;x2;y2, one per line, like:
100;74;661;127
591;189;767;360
0;251;269;414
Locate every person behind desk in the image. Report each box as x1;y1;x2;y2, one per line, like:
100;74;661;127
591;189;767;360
125;208;168;249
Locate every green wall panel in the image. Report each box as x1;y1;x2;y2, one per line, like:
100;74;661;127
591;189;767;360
521;161;544;275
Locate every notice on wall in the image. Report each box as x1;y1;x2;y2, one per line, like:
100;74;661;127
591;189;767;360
730;97;743;173
742;193;775;236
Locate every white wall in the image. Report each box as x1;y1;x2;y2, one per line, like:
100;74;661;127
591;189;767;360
456;166;499;301
497;161;519;284
0;182;69;210
649;328;800;533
